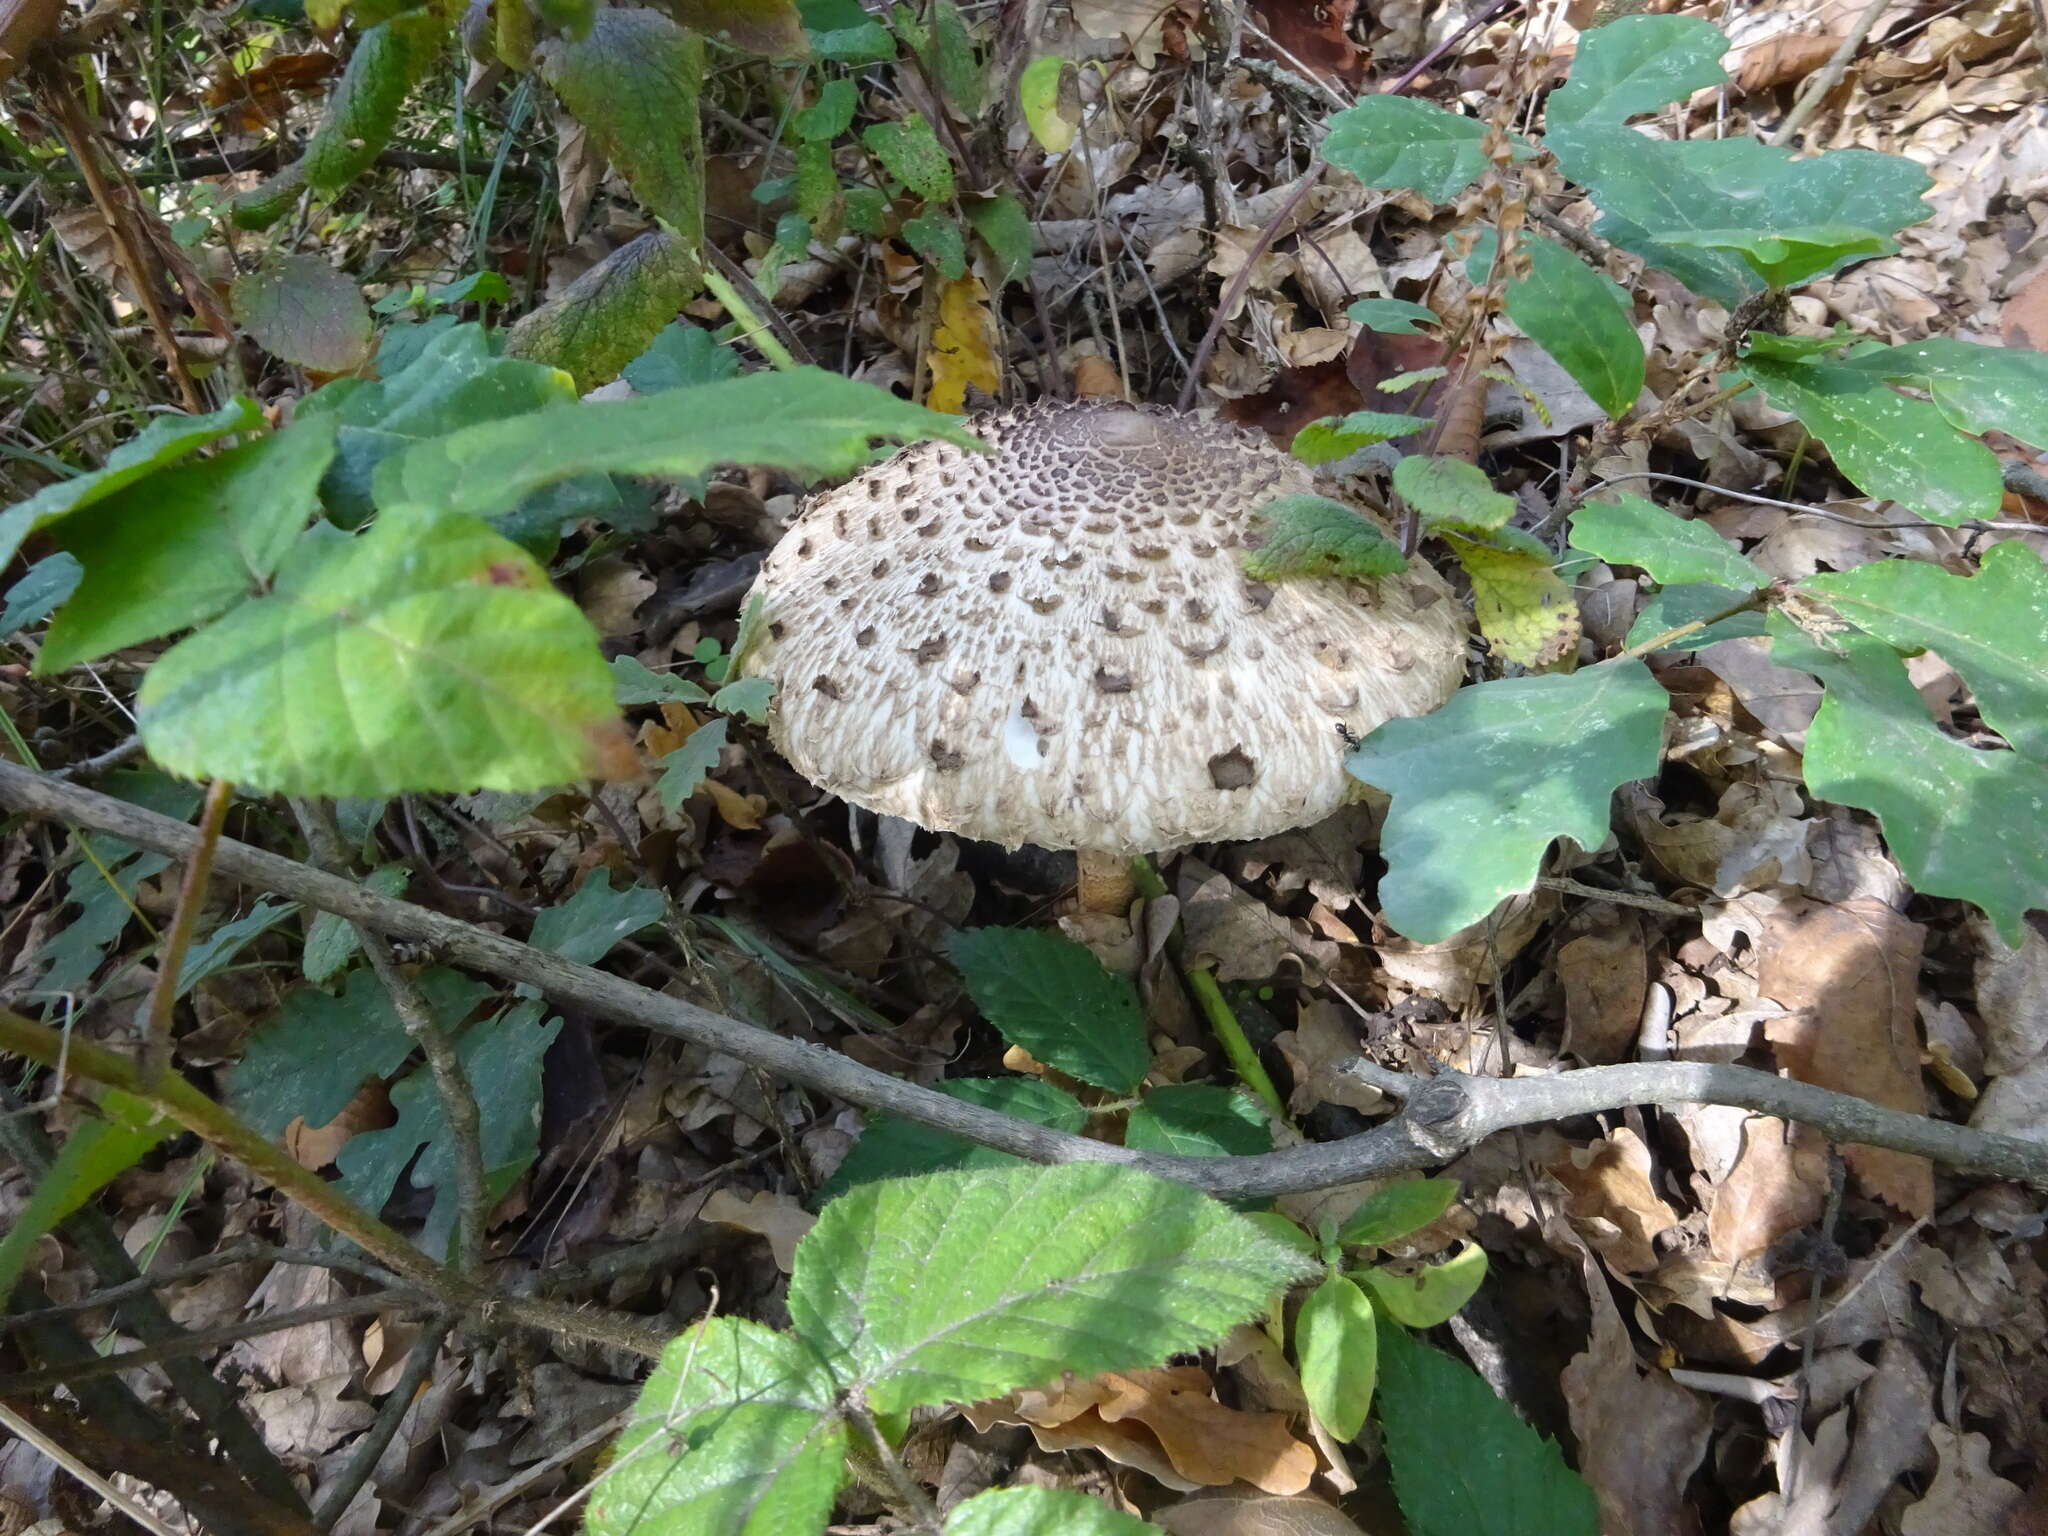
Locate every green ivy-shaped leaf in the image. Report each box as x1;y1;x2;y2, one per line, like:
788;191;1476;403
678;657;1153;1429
658;717;729;810
1346;297;1441;334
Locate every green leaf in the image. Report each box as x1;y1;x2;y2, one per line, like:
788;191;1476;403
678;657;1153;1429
899;0;982;116
1568;493;1767;590
138;511;620;797
1124;1084;1272;1158
1660;225;1892;290
176;899;300;995
1739;353;2002;525
1623;581;1768;652
863;114;955;202
232;967;491;1137
1470;232;1642;419
1336;1177;1460;1248
712;674;775;722
965;193;1035;288
657;717;729;810
611;654;712;706
1290;412;1433;467
947;927;1149;1093
621;321;742;395
1349;658;1669;942
0;553;81;639
823;1078;1089;1198
1841;336;2048;449
231;158;308;231
1545;14;1727;128
1321;97;1498;202
1802;540;2048;758
232;254;372;372
1393;455;1514;532
1241;494;1408;581
381;367;979;520
1442;526;1580;668
0;1091;170;1309
1018;54;1078;153
947;1487;1160;1535
1770;615;2048;943
529;872;665;964
304;11;442;195
789;1164;1314;1415
1378;1323;1598;1536
36;418;336;673
794;76;859;140
0;399;260;571
542;9;705;241
503;230;705;393
1356;1242;1488;1328
1345;297;1440;334
798;0;895;61
303;865;410;981
903;209;969;279
1296;1273;1378;1440
588;1317;847;1536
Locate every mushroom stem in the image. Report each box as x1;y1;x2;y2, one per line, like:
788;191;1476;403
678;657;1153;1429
1075;848;1137;916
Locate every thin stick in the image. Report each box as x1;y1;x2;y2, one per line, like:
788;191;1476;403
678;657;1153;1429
1767;0;1892;147
311;1316;453;1528
0;1401;187;1536
139;776;233;1085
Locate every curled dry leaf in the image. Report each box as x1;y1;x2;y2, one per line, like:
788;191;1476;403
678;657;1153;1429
695;1187;814;1272
1557;909;1649;1066
1547;1126;1681;1276
1730;31;1845;93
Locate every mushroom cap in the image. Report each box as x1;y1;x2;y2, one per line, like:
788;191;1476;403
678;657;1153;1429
740;399;1469;854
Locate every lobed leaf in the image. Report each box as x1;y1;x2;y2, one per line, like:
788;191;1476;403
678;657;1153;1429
1442;527;1581;668
1841;336;2048;449
1345;296;1440;334
528;872;666;965
622;321;742;395
1623;581;1768;652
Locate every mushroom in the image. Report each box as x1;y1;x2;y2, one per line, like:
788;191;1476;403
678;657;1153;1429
739;398;1469;909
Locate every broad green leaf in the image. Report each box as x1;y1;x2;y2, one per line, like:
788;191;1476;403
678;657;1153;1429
0;1090;170;1309
1442;527;1580;668
542;9;705;241
587;1317;846;1536
904;209;969;279
232;158;308;231
1661;225;1892;290
1296;1273;1378;1440
1290;412;1432;466
336;999;561;1259
1356;1243;1488;1328
37;418;336;673
0;399;259;570
529;872;665;964
1545;14;1727;128
947;927;1149;1093
1124;1084;1272;1158
899;0;982;116
1345;297;1440;334
864;114;955;202
965;193;1035;287
712;674;775;722
1018;55;1078;153
1739;354;2001;525
1803;541;2048;758
1242;495;1408;581
0;553;81;638
794;77;859;140
1623;581;1767;652
1321;97;1497;202
622;321;742;395
657;717;729;810
232;967;491;1136
798;0;894;59
1336;1177;1460;1248
302;865;410;981
1377;1322;1598;1536
947;1487;1159;1536
1568;494;1767;590
1348;658;1669;942
822;1078;1088;1198
138;512;621;797
304;11;442;194
381;368;979;520
1771;616;2048;943
176;900;300;995
1843;336;2048;449
787;1164;1315;1415
233;255;372;372
1470;232;1642;419
611;654;711;706
503;230;705;393
1393;455;1513;532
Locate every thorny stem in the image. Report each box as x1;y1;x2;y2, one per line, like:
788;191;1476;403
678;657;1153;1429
703;259;803;373
139;776;233;1086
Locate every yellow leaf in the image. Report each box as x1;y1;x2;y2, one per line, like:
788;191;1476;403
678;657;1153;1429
1444;530;1581;669
928;275;1000;415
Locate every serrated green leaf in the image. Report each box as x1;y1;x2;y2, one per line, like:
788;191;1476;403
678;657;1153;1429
0;399;260;571
787;1164;1315;1415
588;1317;847;1536
0;1090;170;1309
1019;54;1078;153
304;11;442;195
1568;494;1767;590
901;0;982;116
302;865;410;981
381;368;979;520
1545;14;1727;128
1770;615;2048;943
542;9;704;241
965;193;1034;287
1842;336;2048;449
1345;297;1440;334
1739;353;2001;525
1124;1084;1272;1158
1241;494;1408;581
1321;97;1497;202
1442;527;1580;668
864;114;955;202
1336;1178;1460;1247
798;0;895;60
1393;455;1514;532
1377;1322;1598;1536
1357;1242;1488;1328
503;230;705;393
1349;658;1669;942
795;77;858;140
529;872;665;964
0;553;82;639
35;418;335;673
1296;1273;1378;1440
1290;411;1432;466
823;1078;1089;1199
1470;232;1642;419
947;927;1148;1092
232;255;372;372
904;209;968;279
1660;224;1892;290
1623;581;1768;652
946;1487;1159;1536
138;511;619;797
622;321;742;395
658;717;729;810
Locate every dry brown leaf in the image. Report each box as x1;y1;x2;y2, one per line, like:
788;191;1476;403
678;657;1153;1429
2003;268;2048;351
1179;858;1338;983
927;275;999;415
696;1187;813;1272
1154;1491;1379;1535
1706;1115;1828;1266
1071;352;1127;400
1731;32;1844;92
1557;910;1648;1065
1272;999;1386;1115
700;777;766;829
1760;900;1932;1216
1547;1126;1681;1275
284;1078;394;1170
1900;1425;2026;1534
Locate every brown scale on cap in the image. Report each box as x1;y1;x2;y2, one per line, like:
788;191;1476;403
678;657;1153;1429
739;399;1470;854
